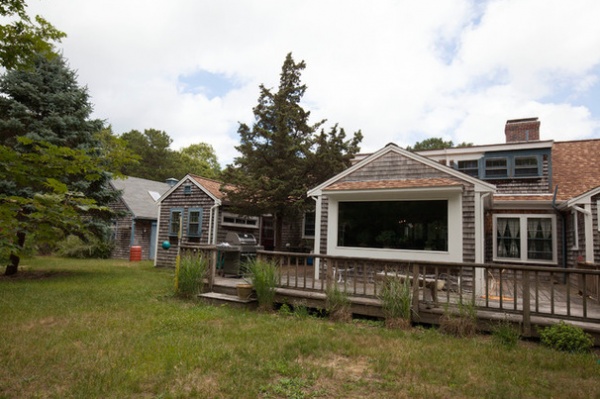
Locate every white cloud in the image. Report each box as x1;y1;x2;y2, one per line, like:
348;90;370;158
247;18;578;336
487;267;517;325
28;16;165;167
24;0;600;166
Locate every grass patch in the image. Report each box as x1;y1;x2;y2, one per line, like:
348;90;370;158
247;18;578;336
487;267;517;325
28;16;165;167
1;257;599;398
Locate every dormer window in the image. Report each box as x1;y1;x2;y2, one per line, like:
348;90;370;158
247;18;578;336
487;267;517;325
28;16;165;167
514;156;538;177
457;160;479;177
485;158;508;178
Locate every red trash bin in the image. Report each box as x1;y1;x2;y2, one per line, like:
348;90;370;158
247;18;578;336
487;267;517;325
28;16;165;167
129;246;142;261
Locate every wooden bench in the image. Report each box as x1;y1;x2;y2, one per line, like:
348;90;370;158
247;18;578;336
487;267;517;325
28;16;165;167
376;271;445;302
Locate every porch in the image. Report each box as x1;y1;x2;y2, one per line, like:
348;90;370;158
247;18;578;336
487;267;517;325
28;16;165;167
192;247;600;343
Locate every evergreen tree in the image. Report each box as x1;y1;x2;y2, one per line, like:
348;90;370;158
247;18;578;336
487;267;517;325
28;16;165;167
0;53;119;274
223;53;362;249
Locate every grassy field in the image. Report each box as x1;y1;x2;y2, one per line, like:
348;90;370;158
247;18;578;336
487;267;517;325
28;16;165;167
1;257;599;399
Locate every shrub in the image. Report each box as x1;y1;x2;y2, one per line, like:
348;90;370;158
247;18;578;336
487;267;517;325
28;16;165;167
175;252;208;299
245;259;278;311
326;283;351;322
539;321;593;353
439;299;477;338
55;235;113;259
378;277;412;329
492;318;521;349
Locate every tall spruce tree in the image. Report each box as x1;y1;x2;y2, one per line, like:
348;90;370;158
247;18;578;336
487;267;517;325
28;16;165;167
223;53;362;249
0;53;119;274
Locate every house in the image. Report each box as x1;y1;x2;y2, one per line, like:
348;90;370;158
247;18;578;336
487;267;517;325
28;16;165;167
109;176;173;260
154;174;264;268
307;118;600;279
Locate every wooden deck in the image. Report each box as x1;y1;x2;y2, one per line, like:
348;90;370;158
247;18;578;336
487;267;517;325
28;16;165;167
186;247;600;344
207;264;600;344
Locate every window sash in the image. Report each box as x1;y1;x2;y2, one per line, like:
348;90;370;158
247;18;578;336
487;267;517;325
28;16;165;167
303;211;316;238
514;156;539;177
457;160;479;177
485;158;508;178
187;208;203;237
494;215;555;263
169;209;183;236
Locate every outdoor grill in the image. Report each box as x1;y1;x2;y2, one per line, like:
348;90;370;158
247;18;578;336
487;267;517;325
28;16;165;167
217;232;262;276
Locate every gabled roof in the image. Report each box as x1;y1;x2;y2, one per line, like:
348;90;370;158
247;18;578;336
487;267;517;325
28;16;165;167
552;139;600;202
308;143;496;197
158;174;233;204
110;176;171;219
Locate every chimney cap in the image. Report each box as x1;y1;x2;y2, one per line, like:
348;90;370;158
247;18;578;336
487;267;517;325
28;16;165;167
506;117;539;124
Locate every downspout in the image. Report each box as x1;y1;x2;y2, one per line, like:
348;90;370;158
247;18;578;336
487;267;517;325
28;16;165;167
551;185;567;282
208;203;219;244
130;218;136;247
311;195;322;280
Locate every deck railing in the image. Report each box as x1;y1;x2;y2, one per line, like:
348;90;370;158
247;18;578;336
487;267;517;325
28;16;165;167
256;250;600;327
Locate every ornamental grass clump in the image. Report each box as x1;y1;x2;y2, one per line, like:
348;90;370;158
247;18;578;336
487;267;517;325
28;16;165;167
439;299;478;338
491;317;521;349
245;259;278;311
326;283;351;322
378;277;412;329
175;252;208;299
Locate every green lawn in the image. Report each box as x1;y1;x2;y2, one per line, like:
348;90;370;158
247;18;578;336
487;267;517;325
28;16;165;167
1;257;598;398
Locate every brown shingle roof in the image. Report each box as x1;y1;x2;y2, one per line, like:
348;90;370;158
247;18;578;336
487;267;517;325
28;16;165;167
325;178;463;191
189;174;232;200
552;140;600;201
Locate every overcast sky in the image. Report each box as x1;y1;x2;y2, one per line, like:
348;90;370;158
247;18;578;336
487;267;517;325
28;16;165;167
27;0;600;166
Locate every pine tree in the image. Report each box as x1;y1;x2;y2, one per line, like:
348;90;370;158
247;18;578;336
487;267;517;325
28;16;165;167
223;53;362;249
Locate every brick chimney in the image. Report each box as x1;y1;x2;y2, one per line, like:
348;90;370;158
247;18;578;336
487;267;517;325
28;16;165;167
505;117;540;143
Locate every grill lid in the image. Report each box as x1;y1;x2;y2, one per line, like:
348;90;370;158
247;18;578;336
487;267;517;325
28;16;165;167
225;231;258;246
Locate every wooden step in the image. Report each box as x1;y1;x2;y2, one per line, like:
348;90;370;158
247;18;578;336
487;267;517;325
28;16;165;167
199;292;258;309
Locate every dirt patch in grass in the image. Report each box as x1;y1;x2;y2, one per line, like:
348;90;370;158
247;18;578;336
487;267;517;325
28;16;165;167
297;354;384;398
0;269;74;281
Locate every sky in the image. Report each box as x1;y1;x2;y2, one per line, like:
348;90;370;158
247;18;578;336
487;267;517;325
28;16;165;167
26;0;600;167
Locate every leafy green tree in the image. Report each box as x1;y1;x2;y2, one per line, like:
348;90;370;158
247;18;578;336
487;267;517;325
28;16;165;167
407;137;473;152
0;0;65;70
120;128;180;181
177;143;221;179
0;54;122;274
0;138;112;274
222;53;362;249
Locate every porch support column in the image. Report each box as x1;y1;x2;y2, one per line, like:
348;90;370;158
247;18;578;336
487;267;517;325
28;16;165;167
584;203;594;263
473;192;487;297
312;195;322;280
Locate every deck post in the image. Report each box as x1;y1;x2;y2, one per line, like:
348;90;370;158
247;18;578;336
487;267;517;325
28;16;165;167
411;263;420;321
208;247;217;291
522;269;531;337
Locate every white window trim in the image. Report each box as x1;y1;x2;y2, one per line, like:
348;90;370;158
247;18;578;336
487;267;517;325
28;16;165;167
221;212;259;229
326;188;463;263
493;214;557;265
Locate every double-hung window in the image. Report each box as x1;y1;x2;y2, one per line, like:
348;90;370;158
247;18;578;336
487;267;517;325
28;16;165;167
494;215;555;263
303;211;316;238
485;158;508;178
457;160;479;177
187;208;203;237
169;208;183;237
